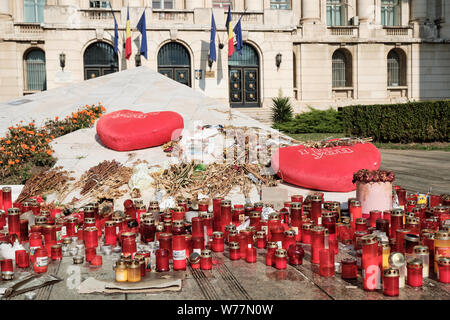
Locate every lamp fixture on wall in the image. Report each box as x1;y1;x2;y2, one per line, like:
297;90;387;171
275;53;282;69
135;53;142;67
59;52;66;71
208;54;214;70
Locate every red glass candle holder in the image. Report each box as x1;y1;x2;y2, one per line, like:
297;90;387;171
212;231;225;252
319;249;335;277
249;211;261;229
192;236;205;255
238;232;248;259
200;250;212;270
0;210;6;229
395;229;411;253
51;244;63;261
311;226;327;264
369;210;382;228
104;221;117;245
19;219;29;242
406;217;421;235
396;188;406;207
310;196;322;225
198;200;209;212
172;206;185;222
301;223;312;244
253;202;263;213
361;235;380;291
341;258;357;280
155;248;170;272
355;218;368;232
141;219;156;244
7;208;21;236
270;225;284;247
33;247;48;273
229;242;241;260
172;220;186;236
84;226;98;249
2;187;12;212
15;250;29;268
85;247;96;262
212;197;224;232
376;219;390;237
287;243;304;265
220;201;232;231
290;202;302;224
282;230;296;250
407;259;423;287
246;247;257;263
429;194;442;207
158;233;173;259
256;231;266;249
191;217;204;239
404;233;420;255
274;249;287;270
172;235;187;271
200;212;214;236
383;268;400;296
185;234;192;257
437;257;450;283
391;209;404;238
349;200;362;229
1;259;13;272
123;200;136;220
232;207;245;226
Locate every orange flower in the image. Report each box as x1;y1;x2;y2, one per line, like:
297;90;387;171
21;143;29;150
51;135;55;139
72;120;77;124
100;106;106;112
46;138;51;143
0;147;4;151
8;160;14;165
29;122;35;126
21;128;26;132
27;131;35;135
73;113;78;119
37;133;43;137
5;140;11;145
46;150;52;156
15;159;19;163
55;116;59;121
60;126;64;130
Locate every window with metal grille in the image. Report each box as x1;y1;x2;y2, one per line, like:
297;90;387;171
327;0;346;26
332;50;348;88
270;0;291;10
213;0;232;9
24;0;45;23
387;50;401;86
152;0;174;9
381;0;400;26
25;49;46;91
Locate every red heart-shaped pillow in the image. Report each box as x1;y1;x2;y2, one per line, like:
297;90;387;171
96;110;184;151
271;143;380;192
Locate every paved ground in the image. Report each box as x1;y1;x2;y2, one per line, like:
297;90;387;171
380;149;450;195
4;242;449;300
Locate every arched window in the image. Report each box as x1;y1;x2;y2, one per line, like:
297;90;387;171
157;42;191;87
332;50;352;88
24;49;46;92
83;41;118;80
387;49;406;87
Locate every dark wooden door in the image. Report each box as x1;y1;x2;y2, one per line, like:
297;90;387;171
229;67;259;108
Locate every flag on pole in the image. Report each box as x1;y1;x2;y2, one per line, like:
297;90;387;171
125;6;132;60
137;9;147;59
209;12;217;62
233;18;243;54
108;2;119;54
225;7;234;58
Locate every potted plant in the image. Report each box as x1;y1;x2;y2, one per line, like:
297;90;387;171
352;169;396;215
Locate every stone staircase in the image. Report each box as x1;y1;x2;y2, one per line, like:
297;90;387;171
234;107;273;126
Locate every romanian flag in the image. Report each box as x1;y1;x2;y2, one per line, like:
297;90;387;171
125;6;132;60
225;7;234;58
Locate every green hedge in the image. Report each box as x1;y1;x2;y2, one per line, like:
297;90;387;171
340;101;450;143
273;107;343;134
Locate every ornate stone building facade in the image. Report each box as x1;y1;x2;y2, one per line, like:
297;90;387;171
0;0;449;117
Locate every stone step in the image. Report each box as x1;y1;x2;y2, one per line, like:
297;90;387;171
234;107;273;125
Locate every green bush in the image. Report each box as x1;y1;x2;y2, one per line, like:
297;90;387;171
341;101;450;143
271;96;293;123
273;107;343;134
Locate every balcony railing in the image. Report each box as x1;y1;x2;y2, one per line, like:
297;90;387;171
79;9;120;20
152;9;194;23
228;11;264;24
327;26;359;37
14;23;43;33
384;26;412;37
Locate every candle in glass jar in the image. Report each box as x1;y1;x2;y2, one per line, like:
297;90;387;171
229;242;240;260
155;249;170;272
191;217;204;239
381;241;390;270
319;248;334;277
395;229;411;253
115;260;128;282
311;226;328;264
389;252;406;288
369;211;382;228
390;209;404;238
246;247;257;263
159;233;173;259
200;249;212;270
15;250;29;268
7;208;21;236
383;268;400;297
282;230;296;251
355;218;368;232
361;234;380;291
172;235;187;271
249;211;261;229
413;245;429;278
434;230;450;273
376;219;390;238
437;257;450;283
256;231;266;249
33;247;48;273
404;233;420;257
310;195;322;226
212;197;224;232
274;249;287;270
287;243;304;265
83;227;98;249
127;260;141;282
266;242;277;266
220;200;232;232
301;223;312;244
407;259;423;287
2;187;12;212
200;212;213;236
212;231;225;253
341;258;357;280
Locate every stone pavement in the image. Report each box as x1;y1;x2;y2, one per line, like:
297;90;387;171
380;149;450;195
4;242;449;300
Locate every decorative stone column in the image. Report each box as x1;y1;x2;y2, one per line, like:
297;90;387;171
357;0;375;38
410;0;428;37
301;0;320;23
